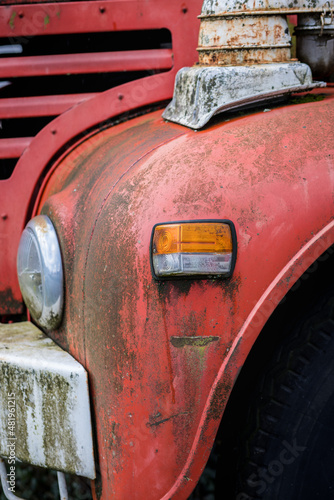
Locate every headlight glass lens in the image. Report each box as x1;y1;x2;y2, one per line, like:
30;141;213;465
17;229;43;319
17;215;63;330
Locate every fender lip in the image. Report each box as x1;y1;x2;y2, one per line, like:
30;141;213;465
162;219;334;500
149;219;238;280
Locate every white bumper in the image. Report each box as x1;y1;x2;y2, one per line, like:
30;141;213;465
0;322;95;480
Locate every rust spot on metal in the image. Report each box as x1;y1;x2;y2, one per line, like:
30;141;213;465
221;274;241;300
0;289;24;316
108;421;121;450
197;12;292;66
157;280;194;300
207;380;232;421
147;411;189;428
206;338;242;423
198;47;291;65
35;215;49;234
160;300;176;404
170;336;219;347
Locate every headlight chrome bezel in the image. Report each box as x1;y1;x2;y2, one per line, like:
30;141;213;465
17;215;64;331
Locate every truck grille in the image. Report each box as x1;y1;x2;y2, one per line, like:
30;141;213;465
0;3;172;179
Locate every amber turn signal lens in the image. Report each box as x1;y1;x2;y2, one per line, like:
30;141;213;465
151;221;236;278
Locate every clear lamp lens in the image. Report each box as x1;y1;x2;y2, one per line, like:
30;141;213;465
17;215;64;330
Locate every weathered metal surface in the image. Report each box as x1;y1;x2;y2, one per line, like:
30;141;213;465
198;14;291;65
170;336;220;348
164;0;328;128
163;63;324;129
38;90;334;499
201;0;334;15
1;0;69;3
296;14;334;80
0;290;23;317
197;0;333;66
0;0;203;315
198;46;292;65
198;16;290;49
0;321;95;479
0;1;192;37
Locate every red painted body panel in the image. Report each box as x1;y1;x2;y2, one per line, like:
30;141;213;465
0;137;32;158
0;94;97;119
0;0;202;314
38;90;334;498
0;49;172;78
0;1;193;37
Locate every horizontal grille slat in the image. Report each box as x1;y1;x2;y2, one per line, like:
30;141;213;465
0;2;169;37
0;94;98;118
0;138;32;158
0;49;173;78
0;4;173;179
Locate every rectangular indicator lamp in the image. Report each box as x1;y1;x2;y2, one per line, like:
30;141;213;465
151;220;236;279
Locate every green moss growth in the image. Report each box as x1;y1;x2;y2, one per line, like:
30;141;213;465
289;94;326;105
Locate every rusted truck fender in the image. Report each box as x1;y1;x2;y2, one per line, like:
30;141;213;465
37;89;334;499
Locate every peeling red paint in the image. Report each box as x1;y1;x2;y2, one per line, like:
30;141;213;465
0;288;24;316
35;90;334;499
2;0;332;498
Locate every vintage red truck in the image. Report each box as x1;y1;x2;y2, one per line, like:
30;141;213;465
0;0;333;499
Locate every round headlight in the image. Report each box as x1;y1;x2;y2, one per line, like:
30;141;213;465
17;215;64;330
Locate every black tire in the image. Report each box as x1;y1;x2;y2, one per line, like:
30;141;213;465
216;287;334;500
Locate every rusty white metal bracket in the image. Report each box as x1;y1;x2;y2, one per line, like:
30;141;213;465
0;322;95;480
163;62;325;129
200;0;334;16
163;0;328;129
0;458;68;500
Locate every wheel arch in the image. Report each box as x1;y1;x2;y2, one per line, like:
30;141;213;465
212;230;334;499
170;220;334;499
